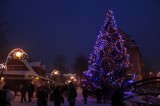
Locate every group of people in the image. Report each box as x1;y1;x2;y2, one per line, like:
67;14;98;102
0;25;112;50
0;81;124;106
19;82;35;103
81;84;111;104
36;82;77;106
0;82;36;106
0;84;15;106
81;83;125;106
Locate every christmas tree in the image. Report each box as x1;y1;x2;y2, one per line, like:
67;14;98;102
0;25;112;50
83;10;131;88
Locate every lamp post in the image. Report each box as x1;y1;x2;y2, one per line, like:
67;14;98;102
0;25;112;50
15;51;23;58
51;70;60;85
4;48;27;72
1;48;27;87
1;48;27;80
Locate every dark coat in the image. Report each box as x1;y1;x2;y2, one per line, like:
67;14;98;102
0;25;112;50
95;88;102;98
82;88;89;98
36;86;47;106
20;85;27;95
111;88;124;106
53;89;62;105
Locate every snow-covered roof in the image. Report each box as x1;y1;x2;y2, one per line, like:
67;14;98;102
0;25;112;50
3;60;40;77
29;61;42;67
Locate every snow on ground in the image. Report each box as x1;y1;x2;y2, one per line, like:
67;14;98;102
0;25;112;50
12;94;112;106
11;87;111;106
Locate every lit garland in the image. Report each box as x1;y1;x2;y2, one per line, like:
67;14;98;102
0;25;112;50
63;73;76;77
83;10;131;88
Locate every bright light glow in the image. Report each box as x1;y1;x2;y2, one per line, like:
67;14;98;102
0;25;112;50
149;72;153;75
51;70;59;75
70;76;75;79
0;64;5;69
1;77;4;82
68;80;71;83
15;52;22;58
54;71;59;75
35;77;39;80
74;79;77;81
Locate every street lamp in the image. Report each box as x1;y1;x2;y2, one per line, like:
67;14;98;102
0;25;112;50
4;48;27;71
51;70;60;76
35;77;39;80
70;76;75;80
54;70;59;75
0;48;29;88
15;51;23;58
51;70;60;85
0;48;28;79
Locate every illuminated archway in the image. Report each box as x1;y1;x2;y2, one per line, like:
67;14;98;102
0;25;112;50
4;48;28;71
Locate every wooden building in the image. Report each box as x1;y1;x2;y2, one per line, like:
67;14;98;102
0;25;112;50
119;29;143;80
1;58;50;90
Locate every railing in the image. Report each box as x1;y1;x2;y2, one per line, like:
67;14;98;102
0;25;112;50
125;77;160;96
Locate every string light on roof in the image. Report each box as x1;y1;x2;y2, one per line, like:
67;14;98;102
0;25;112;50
157;72;160;77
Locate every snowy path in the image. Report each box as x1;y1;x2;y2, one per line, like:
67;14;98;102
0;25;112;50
12;87;111;106
12;95;111;106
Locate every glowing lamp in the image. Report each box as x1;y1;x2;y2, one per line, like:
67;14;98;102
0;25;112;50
15;52;22;58
68;80;71;83
53;70;59;75
54;71;58;75
1;77;4;82
70;76;75;79
35;77;39;80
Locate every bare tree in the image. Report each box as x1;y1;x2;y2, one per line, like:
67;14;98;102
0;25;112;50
0;15;9;63
53;55;68;74
72;55;88;78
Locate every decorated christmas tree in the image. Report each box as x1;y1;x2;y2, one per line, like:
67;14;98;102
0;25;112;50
83;10;131;88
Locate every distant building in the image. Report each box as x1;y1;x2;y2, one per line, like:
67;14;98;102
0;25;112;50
1;58;50;90
119;29;143;80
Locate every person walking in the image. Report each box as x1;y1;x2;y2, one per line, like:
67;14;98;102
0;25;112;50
52;86;62;106
111;85;124;106
67;82;77;106
27;82;34;103
36;84;48;106
82;86;89;104
1;85;15;106
95;86;102;104
60;85;64;104
20;84;27;103
102;84;107;104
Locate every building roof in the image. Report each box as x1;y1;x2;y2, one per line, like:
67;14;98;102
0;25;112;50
118;28;142;58
3;59;48;80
